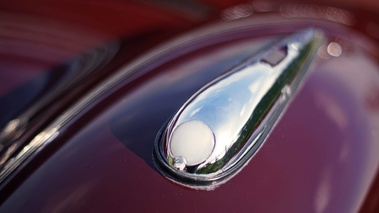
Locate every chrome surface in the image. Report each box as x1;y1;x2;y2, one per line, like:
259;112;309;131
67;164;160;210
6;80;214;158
1;12;352;186
154;29;324;189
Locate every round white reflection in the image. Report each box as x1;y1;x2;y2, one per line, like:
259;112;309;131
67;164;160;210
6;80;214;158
327;42;342;57
170;120;215;166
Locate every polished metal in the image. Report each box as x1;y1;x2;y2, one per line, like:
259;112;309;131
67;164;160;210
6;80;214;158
0;13;334;187
154;29;324;189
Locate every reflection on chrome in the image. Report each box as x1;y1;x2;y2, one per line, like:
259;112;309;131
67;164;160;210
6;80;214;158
154;29;324;189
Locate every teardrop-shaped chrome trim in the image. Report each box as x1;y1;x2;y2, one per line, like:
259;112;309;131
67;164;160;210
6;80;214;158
154;29;324;190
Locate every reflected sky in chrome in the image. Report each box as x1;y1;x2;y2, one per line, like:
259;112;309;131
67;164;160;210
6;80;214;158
171;41;306;164
156;29;324;188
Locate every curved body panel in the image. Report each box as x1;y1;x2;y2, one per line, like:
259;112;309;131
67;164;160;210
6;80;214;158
0;1;379;213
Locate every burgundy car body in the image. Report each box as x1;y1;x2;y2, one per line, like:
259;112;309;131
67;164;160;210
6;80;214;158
1;0;379;212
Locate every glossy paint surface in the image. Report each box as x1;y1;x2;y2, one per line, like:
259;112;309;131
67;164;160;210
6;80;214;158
0;0;197;120
1;1;379;213
0;0;196;179
2;20;379;213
